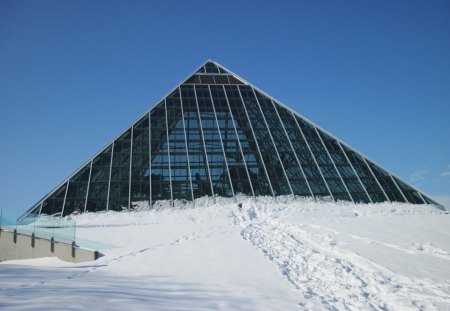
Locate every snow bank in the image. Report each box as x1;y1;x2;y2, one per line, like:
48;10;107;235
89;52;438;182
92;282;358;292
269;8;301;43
1;198;449;310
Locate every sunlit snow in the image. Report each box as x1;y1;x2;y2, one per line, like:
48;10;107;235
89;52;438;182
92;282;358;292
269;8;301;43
1;197;449;310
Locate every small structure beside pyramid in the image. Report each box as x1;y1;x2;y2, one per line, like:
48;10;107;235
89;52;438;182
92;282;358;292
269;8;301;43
19;60;443;219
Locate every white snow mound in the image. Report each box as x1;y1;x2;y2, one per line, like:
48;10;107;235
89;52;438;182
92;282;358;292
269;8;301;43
1;197;449;310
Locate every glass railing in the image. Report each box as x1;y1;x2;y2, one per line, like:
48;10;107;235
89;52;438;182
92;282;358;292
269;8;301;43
1;209;116;250
15;214;76;245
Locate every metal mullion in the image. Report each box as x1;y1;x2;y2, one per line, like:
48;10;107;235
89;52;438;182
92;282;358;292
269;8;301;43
293;115;334;200
389;175;410;203
314;127;354;203
236;86;275;197
148;111;152;207
362;157;390;202
196;73;230;76
128;127;134;210
60;181;69;217
164;99;174;205
337;141;373;203
193;85;215;200
38;201;43;217
106;141;114;210
271;99;315;199
417;192;427;204
83;161;93;213
208;85;235;197
222;85;255;197
179;87;195;202
251;87;293;195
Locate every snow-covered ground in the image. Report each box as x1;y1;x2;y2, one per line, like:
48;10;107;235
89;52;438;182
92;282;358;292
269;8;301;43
1;197;449;310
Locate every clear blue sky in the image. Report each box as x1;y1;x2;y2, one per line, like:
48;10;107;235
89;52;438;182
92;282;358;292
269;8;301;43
1;0;449;220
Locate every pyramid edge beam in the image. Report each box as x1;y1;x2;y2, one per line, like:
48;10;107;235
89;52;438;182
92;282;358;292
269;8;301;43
211;60;445;210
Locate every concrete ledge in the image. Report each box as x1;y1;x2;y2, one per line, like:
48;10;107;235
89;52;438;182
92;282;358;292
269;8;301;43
0;228;99;263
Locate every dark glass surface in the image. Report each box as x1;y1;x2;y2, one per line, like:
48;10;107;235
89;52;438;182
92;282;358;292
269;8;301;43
23;62;437;217
195;85;233;196
224;85;272;196
23;203;41;219
185;74;243;85
274;104;329;197
422;195;438;205
200;75;215;84
40;183;67;216
239;86;291;195
366;161;406;202
130;114;151;206
185;75;201;84
318;131;370;203
210;85;253;195
204;62;220;73
228;76;243;84
340;145;387;203
392;177;424;204
167;89;193;201
295;116;350;201
180;85;212;198
254;89;311;196
150;101;172;202
108;130;132;211
86;145;112;212
63;163;91;216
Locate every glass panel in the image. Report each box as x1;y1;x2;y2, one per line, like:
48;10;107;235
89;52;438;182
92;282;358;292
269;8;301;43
20;202;42;222
318;131;370;203
366;161;406;203
224;85;272;196
340;145;387;203
63;163;91;216
239;86;291;195
210;85;253;195
185;75;201;84
204;62;220;74
195;85;233;197
86;145;113;212
108;130;131;211
167;89;193;201
130;115;150;206
200;75;215;84
40;183;67;216
214;75;229;84
180;85;212;198
150;101;172;202
274;104;329;197
422;195;439;205
228;76;244;85
295;116;350;201
392;177;424;204
255;90;310;196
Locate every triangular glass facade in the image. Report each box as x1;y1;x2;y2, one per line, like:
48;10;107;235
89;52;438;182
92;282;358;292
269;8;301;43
20;60;443;219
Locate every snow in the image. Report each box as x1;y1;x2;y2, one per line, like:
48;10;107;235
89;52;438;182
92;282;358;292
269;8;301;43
1;197;449;310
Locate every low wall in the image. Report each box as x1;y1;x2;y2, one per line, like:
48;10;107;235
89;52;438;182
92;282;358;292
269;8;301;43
0;228;99;263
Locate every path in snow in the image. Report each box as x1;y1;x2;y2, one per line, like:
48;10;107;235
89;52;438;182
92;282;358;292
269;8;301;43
232;201;450;310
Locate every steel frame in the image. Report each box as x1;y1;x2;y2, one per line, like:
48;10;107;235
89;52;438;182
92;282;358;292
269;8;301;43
20;59;444;218
208;85;235;197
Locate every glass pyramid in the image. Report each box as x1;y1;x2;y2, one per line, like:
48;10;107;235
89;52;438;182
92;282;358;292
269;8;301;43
19;60;443;219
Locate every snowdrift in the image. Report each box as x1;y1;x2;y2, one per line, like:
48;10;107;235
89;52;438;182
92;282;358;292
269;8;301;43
1;197;449;310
